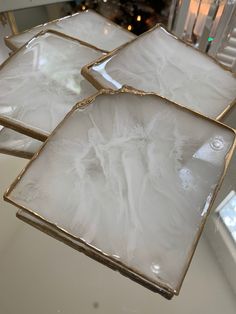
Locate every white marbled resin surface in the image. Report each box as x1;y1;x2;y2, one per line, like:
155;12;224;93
0;126;41;158
86;26;236;119
0;31;103;138
6;10;136;51
7;92;235;292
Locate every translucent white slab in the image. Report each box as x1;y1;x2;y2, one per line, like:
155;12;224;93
5;88;235;299
0;127;41;159
82;25;236;120
0;30;104;140
15;209;173;300
5;10;136;52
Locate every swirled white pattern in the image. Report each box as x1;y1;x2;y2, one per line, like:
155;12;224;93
88;26;236;118
8;92;235;291
7;10;136;51
0;31;103;136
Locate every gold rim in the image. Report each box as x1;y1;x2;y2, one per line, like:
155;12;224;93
0;29;107;139
4;9;135;52
0;148;33;159
0;126;36;159
16;208;174;299
4;86;236;297
81;23;236;121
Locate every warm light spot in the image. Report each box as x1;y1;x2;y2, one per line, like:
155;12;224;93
127;25;132;31
82;5;86;11
103;0;108;2
137;15;141;22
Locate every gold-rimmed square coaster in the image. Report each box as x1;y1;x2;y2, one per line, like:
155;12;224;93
0;126;41;159
5;9;136;52
0;29;105;141
15;208;173;299
5;87;235;299
82;24;236;120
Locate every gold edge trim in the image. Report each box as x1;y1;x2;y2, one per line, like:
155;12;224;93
81;64;110;91
81;23;236;121
175;136;236;294
0;126;33;159
0;147;33;159
5;12;18;36
216;99;236;121
0;124;36;159
4;36;18;51
0;115;48;141
4;87;236;296
0;29;107;139
44;29;108;53
15;209;173;299
4;9;135;52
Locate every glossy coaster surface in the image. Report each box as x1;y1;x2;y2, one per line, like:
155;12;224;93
82;25;236;119
0;126;41;159
5;89;235;298
5;10;136;52
0;30;104;140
